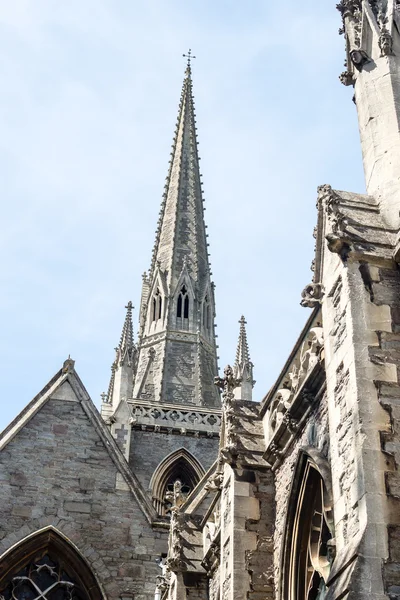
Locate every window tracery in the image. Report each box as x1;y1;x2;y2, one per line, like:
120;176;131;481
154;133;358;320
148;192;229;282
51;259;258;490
176;285;189;329
285;458;334;600
0;530;101;600
150;449;204;516
0;554;87;600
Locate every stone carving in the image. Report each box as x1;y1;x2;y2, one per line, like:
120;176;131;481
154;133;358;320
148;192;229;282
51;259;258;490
350;49;370;70
298;327;324;382
214;365;242;397
268;388;292;439
318;184;351;255
379;25;394;56
339;70;355;86
336;0;361;18
164;479;190;510
269;442;282;459
266;326;324;445
155;557;170;597
215;365;242;462
166;509;186;572
300;282;324;308
222;574;231;600
201;541;220;576
283;411;298;434
205;467;223;491
62;356;75;374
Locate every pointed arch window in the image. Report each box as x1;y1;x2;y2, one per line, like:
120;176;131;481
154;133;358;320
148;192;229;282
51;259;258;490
284;457;334;600
150;449;204;516
176;285;189;329
202;295;210;331
0;529;102;600
152;288;162;323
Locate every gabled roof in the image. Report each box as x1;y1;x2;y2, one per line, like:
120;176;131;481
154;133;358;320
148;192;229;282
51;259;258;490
0;359;158;524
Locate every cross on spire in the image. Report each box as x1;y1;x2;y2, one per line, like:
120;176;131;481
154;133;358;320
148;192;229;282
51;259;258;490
182;49;196;69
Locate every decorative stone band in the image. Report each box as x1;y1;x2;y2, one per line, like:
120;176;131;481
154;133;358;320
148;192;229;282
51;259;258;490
128;400;221;436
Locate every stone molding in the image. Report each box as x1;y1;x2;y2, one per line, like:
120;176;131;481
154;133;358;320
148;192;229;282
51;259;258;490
262;318;326;468
128;400;221;435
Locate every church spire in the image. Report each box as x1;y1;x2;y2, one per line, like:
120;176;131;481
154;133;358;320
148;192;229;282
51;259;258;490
117;301;135;366
233;316;255;402
102;302;136;414
148;52;209;291
133;59;220;407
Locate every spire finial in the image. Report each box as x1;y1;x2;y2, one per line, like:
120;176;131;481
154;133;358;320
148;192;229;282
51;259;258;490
232;315;255;401
235;315;251;367
182;49;196;74
119;301;134;357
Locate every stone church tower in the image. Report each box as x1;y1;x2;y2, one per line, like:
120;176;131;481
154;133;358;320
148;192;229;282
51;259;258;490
99;58;221;517
0;59;223;600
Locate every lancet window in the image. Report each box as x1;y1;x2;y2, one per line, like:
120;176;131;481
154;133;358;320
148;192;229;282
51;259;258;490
284;457;334;600
176;285;189;329
152;288;162;322
0;530;101;600
202;295;210;331
150;450;204;516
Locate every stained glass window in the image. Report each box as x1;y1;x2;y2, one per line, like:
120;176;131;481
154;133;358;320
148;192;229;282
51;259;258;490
1;553;89;600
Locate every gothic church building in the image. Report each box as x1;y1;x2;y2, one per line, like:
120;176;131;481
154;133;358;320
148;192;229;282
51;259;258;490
1;2;400;600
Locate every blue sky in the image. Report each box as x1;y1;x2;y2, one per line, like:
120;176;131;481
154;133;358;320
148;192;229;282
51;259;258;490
0;1;365;430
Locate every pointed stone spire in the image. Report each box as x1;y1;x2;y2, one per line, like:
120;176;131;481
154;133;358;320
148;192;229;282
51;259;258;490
133;60;220;407
117;301;135;367
148;57;209;290
233;316;255;402
102;303;136;415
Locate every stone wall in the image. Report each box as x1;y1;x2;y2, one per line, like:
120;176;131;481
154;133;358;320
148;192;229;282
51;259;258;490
319;207;400;599
246;470;275;600
129;428;218;492
0;395;167;600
